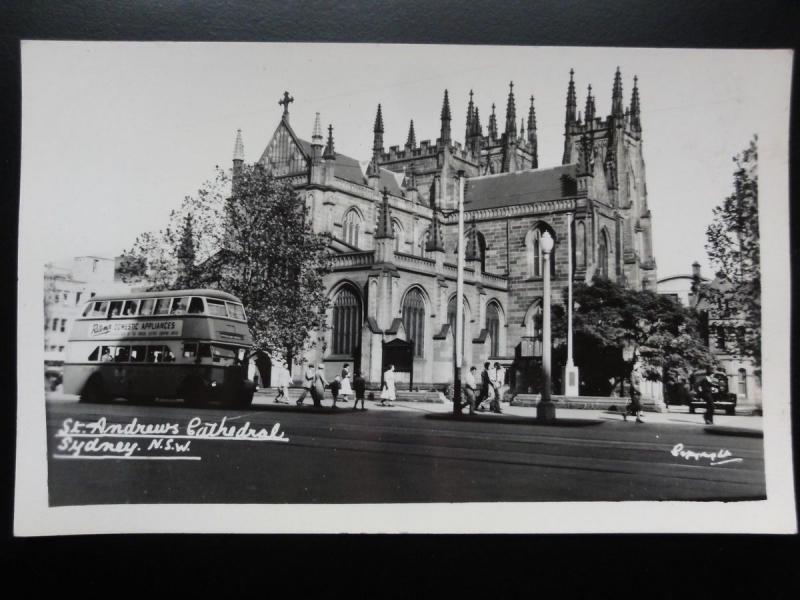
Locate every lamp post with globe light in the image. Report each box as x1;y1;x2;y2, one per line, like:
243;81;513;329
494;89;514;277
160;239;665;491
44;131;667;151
537;230;556;421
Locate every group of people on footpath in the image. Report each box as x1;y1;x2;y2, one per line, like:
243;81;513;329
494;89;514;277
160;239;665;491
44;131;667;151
284;363;367;410
462;362;507;415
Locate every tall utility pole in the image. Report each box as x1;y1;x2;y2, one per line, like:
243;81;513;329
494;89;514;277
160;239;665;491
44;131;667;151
453;171;466;415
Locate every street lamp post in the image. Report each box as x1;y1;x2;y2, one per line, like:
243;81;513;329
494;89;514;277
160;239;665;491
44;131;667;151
537;230;556;421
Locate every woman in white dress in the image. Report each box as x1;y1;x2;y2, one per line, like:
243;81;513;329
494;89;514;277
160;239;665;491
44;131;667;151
339;363;353;403
381;364;396;407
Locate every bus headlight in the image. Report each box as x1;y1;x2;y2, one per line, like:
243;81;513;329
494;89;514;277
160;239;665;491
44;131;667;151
210;380;218;388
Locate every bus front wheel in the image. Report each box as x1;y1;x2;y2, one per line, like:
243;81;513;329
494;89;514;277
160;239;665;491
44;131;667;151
80;377;107;404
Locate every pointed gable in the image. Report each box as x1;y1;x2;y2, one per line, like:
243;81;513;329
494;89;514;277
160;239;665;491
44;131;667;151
259;120;310;177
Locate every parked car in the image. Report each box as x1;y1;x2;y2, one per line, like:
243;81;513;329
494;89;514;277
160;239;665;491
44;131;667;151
688;371;737;415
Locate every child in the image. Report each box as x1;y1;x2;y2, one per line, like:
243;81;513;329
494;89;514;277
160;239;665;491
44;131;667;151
330;375;341;408
352;370;367;410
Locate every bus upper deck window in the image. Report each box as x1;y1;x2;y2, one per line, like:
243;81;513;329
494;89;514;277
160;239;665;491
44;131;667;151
82;303;93;317
206;299;228;317
154;298;171;315
226;303;245;321
188;297;204;314
139;299;155;316
123;300;139;316
91;301;109;318
171;297;188;315
109;301;123;317
130;346;146;362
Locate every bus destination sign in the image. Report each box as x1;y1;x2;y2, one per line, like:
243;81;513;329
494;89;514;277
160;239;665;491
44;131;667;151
88;319;184;339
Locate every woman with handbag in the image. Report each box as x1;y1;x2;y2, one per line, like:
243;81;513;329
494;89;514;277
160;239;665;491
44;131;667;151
339;363;353;404
380;364;396;407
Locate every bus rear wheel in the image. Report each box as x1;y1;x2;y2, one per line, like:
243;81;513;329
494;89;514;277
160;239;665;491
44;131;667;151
80;377;107;404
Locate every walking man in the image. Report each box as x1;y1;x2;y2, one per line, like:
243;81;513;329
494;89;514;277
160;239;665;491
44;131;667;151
698;372;715;425
477;362;492;412
464;366;478;415
296;363;315;406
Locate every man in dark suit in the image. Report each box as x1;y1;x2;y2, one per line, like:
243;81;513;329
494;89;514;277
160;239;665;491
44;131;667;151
477;362;491;412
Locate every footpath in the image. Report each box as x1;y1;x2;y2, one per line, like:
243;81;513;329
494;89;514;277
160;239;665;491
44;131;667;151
253;388;763;435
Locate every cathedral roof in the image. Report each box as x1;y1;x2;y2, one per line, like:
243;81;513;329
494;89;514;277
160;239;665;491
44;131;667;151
464;164;578;211
295;137;403;195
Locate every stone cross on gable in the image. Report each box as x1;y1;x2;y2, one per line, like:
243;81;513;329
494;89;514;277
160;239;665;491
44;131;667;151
279;91;294;120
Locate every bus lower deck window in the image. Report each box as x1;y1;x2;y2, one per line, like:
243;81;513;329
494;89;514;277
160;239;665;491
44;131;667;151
115;346;131;362
88;346;99;361
130;346;146;362
183;343;198;359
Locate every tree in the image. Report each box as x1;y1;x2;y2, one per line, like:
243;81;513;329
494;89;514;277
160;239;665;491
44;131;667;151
704;135;760;370
118;164;331;364
552;276;717;396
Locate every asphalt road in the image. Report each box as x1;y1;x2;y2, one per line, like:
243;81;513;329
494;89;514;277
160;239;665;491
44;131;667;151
45;397;766;505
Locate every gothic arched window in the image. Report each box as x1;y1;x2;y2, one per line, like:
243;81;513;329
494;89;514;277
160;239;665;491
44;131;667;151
393;219;404;253
575;220;586;269
418;228;433;259
342;209;362;248
402;288;426;358
486;301;502;357
331;286;362;355
477;231;487;272
523;300;543;357
526;225;556;278
737;368;747;396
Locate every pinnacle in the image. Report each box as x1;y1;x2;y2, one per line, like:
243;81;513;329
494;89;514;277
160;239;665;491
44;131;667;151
374;104;384;133
232;128;244;161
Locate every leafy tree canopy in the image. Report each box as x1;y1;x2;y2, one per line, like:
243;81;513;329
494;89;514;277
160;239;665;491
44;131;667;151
704;135;760;370
118;165;331;363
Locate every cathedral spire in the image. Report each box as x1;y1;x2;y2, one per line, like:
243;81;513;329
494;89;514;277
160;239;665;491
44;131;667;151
611;66;624;119
527;96;538;169
232;129;244;163
584;85;596;125
630;75;641;131
565;68;577;127
440;89;452;146
373;104;384;153
324;124;336;160
488;103;498;142
375;187;395;240
406;119;416;148
465;89;475;142
504;81;517;140
368;104;384;179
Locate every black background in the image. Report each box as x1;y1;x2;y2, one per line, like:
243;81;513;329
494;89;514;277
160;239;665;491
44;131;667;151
1;1;798;596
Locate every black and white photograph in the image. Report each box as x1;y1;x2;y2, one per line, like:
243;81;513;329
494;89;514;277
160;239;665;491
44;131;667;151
14;41;795;534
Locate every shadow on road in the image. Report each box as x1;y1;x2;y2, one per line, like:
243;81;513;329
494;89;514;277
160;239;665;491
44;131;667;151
425;413;604;427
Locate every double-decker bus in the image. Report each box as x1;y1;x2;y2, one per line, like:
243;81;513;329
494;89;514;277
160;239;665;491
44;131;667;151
63;289;256;407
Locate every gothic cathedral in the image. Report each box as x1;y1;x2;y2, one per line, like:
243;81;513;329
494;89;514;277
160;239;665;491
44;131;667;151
234;69;658;390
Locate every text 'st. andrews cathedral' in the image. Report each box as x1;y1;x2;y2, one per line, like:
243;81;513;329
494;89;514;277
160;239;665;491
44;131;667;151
234;69;657;390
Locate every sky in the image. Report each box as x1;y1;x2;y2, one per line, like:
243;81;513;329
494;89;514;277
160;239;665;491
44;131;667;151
20;42;792;280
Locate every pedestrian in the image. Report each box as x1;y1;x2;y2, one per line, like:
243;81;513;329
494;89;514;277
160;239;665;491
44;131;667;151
626;367;644;423
477;362;491;412
296;363;315;406
494;362;508;403
274;365;290;404
339;363;353;403
464;366;478;415
352;370;367;410
698;372;715;425
380;364;396;407
312;364;328;408
491;362;504;413
330;375;341;408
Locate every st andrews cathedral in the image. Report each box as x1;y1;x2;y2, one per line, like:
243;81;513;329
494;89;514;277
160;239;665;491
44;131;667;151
235;68;658;390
